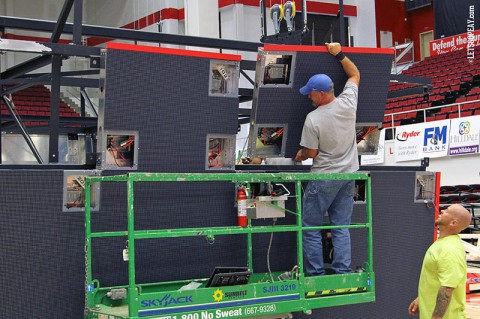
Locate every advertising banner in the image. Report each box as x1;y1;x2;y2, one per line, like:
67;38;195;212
395;123;425;162
429;30;480;56
449;116;480;156
420;120;450;158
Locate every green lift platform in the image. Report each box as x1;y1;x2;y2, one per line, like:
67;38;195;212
84;172;374;319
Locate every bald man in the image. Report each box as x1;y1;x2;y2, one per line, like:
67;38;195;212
408;204;472;318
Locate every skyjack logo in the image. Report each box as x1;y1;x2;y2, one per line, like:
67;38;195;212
140;294;193;308
396;130;420;141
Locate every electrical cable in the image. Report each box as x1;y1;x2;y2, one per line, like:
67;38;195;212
356;126;378;143
107;148;121;167
238;130;250;163
70;193;83;208
208;139;224;167
266;218;277;282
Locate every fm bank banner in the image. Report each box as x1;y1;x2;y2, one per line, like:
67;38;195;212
449;116;480;156
395;120;450;162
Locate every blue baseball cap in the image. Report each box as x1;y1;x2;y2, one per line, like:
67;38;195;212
299;74;333;95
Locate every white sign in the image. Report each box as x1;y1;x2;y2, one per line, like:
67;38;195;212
420;120;450;158
449;116;480;156
395;123;425;162
361;129;385;165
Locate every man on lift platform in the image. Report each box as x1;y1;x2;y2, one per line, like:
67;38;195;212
294;42;361;276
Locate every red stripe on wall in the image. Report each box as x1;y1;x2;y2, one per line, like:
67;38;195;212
87;8;185;47
160;8;185;20
264;43;394;55
122;12;160;30
178;8;185;20
106;42;242;61
219;0;357;17
161;8;178;20
86;36;112;47
218;0;288;7
3;33;72;44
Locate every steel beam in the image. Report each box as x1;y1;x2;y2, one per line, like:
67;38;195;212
0;30;99;80
0;15;262;52
260;0;267;41
1;1;75;80
240;70;254;86
323;12;341;44
1;123;97;136
390;74;432;85
49;55;62;163
1;55;52;79
238;117;250;125
238;88;253;97
43;42;101;57
80;88;98;117
51;0;75;43
60;77;99;88
73;0;83;45
80;88;86;117
239;96;253;103
1;73;51;95
339;0;346;46
1;95;44;163
1;115;97;126
13;69;100;79
238;108;252;116
1;74;98;89
240;60;256;71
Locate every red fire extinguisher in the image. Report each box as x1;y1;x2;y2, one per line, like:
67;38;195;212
237;187;248;227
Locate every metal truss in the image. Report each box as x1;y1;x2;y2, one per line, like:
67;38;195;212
0;0;265;165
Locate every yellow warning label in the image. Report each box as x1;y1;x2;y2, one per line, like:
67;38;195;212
306;286;367;297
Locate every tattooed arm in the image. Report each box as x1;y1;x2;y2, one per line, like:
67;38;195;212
431;286;454;319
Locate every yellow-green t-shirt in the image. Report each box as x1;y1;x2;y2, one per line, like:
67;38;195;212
418;235;466;319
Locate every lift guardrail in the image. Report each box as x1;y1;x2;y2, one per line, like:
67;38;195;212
84;172;374;319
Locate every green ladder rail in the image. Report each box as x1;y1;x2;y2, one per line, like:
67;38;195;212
84;172;375;319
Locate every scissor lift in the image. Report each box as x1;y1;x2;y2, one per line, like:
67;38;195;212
84;172;375;319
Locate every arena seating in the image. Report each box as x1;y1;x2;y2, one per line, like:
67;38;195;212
440;184;480;206
1;84;79;126
439;184;480;232
383;45;480;128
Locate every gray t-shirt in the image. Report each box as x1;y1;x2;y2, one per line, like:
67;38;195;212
300;82;359;173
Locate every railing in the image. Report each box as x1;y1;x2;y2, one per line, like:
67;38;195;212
84;172;374;319
384;98;480;128
60;86;99;117
391;42;414;74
